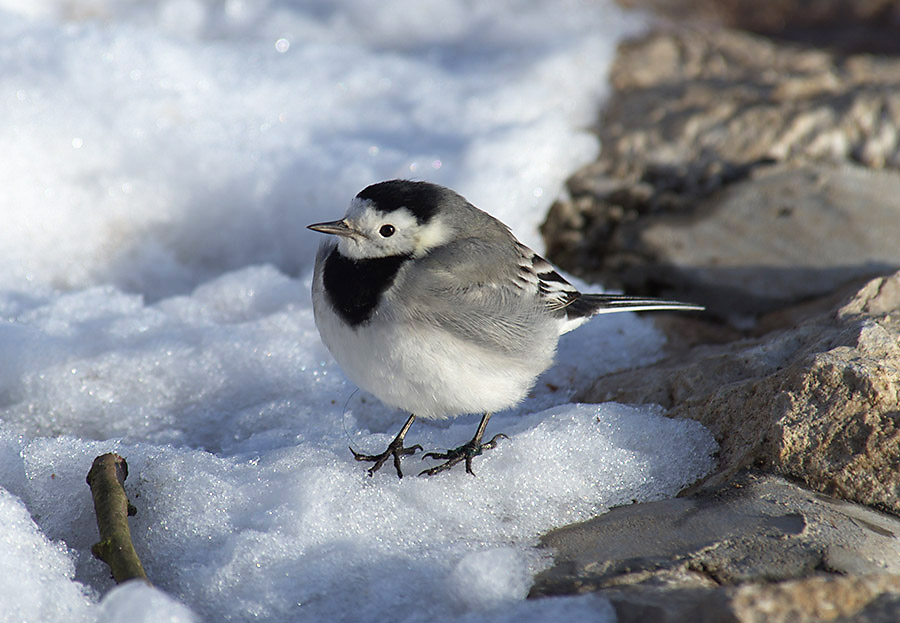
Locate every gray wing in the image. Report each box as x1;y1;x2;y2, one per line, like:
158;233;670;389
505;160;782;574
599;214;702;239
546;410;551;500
390;234;564;357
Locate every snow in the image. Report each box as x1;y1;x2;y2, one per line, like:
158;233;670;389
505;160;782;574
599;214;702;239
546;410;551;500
0;2;717;622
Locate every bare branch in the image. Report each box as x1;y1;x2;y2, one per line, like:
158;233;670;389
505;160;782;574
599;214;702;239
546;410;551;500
86;453;149;584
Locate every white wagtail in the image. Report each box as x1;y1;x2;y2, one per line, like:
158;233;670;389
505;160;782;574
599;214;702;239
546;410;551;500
309;180;702;478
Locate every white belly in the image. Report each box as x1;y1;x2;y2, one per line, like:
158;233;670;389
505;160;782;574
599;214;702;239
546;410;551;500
312;288;555;419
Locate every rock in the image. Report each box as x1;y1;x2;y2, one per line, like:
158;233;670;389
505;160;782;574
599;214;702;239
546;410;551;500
601;28;900;182
611;163;900;322
582;270;900;514
734;577;900;623
616;0;900;55
534;12;900;623
541;29;900;320
531;471;900;623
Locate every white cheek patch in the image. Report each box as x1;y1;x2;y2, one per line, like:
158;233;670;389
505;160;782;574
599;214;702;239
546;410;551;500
414;219;451;257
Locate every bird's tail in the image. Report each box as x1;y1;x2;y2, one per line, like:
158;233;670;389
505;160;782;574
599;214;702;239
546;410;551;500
565;293;704;322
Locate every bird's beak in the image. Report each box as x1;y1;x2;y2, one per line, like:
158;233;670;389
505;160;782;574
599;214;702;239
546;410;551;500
307;219;354;237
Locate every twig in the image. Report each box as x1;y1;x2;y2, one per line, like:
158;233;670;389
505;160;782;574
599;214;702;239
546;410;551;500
86;453;149;584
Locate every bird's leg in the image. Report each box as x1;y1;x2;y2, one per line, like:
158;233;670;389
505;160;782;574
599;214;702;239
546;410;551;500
419;413;507;477
350;414;422;478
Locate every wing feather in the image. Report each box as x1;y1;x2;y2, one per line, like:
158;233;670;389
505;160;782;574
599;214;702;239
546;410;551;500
390;236;560;357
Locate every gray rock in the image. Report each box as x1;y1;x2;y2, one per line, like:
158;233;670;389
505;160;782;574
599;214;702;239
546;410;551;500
534;14;900;623
531;471;900;622
533;472;900;594
610;163;900;322
616;0;900;55
541;29;900;321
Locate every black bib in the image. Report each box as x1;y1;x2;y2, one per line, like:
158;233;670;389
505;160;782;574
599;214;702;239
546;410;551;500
322;248;409;326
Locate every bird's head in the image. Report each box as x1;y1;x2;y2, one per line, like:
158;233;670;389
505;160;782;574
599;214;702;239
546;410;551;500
308;180;461;260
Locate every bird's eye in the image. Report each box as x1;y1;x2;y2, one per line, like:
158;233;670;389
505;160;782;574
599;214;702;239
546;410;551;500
379;224;395;238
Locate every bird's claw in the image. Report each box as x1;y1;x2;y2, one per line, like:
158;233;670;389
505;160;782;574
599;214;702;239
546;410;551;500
418;433;508;477
350;442;423;478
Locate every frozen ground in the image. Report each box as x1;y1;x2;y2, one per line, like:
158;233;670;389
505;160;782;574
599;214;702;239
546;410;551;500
0;2;717;622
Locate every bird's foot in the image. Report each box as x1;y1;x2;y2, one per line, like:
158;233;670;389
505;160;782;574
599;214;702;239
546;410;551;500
350;438;423;479
419;433;507;477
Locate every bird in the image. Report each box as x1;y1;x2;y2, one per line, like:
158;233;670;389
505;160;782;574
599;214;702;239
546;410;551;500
308;180;702;478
